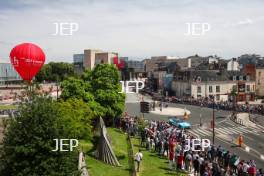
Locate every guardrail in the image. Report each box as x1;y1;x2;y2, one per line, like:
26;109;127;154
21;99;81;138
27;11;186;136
127;134;137;176
230;115;244;126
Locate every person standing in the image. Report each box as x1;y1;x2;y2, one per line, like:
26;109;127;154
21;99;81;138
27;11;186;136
135;149;143;172
193;156;200;176
238;134;243;147
185;151;192;172
169;138;176;170
177;150;184;170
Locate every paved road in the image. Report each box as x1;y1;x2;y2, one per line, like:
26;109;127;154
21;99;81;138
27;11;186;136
190;119;264;167
125;93;230;125
125;93;264;168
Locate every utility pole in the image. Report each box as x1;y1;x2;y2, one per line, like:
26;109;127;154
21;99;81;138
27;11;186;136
212;96;215;145
200;105;202;127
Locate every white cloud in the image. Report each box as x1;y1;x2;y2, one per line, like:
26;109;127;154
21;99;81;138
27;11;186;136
0;0;263;62
236;18;253;26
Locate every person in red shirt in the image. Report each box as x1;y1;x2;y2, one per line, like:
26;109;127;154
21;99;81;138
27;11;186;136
177;151;184;169
169;138;176;170
248;165;257;176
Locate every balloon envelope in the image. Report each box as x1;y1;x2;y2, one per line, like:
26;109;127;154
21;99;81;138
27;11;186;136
10;43;45;81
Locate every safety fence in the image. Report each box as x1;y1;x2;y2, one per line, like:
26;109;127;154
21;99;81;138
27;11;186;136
127;134;137;176
230;115;244;126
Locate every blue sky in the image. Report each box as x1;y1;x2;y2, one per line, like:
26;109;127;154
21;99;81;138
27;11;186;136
0;0;264;63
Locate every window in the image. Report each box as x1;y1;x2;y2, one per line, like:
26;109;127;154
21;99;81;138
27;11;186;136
216;86;220;93
259;71;261;76
216;95;220;101
197;86;201;93
209;86;213;93
238;84;245;92
246;76;250;81
246;95;251;101
239;76;244;81
246;85;250;92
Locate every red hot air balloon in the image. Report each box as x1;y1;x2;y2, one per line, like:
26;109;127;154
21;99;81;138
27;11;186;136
10;43;45;81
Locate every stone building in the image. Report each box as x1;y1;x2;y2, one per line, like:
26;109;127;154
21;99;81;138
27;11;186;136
256;67;264;96
73;49;118;73
171;70;255;102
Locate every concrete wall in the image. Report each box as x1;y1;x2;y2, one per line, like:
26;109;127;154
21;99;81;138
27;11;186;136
95;52;117;65
171;81;191;97
84;49;102;70
256;68;264;96
83;49;117;70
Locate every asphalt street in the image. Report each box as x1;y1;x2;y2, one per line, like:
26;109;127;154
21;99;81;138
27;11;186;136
125;93;264;168
125;93;230;125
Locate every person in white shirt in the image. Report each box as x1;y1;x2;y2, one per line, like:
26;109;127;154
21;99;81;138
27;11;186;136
135;149;143;172
242;162;249;175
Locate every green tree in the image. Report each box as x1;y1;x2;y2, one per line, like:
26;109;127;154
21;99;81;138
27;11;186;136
35;62;75;82
35;64;52;82
81;69;92;82
60;77;93;102
60;64;125;125
0;95;80;176
58;98;94;139
90;64;125;124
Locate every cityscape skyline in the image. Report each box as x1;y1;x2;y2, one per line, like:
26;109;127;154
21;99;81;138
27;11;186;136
0;0;264;63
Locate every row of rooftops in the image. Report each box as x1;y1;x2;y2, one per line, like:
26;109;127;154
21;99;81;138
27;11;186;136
173;70;254;82
139;54;264;70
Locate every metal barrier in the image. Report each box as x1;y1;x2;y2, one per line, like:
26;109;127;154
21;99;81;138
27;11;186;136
230;115;244;126
127;134;137;176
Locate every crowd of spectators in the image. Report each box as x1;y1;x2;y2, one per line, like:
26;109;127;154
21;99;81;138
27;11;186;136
142;120;263;176
168;97;264;116
122;116;264;176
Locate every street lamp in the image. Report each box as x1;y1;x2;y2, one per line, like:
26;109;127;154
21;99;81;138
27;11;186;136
210;95;215;145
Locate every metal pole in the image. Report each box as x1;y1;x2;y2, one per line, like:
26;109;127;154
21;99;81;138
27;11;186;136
213;96;215;145
200;106;202;127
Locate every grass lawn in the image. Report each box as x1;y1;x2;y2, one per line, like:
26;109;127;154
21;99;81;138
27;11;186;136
80;128;130;176
131;137;187;176
0;104;17;110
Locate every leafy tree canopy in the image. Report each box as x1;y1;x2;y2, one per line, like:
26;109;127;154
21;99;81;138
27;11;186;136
35;62;75;82
0;95;80;176
58;98;94;140
61;64;125;124
60;77;93;102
